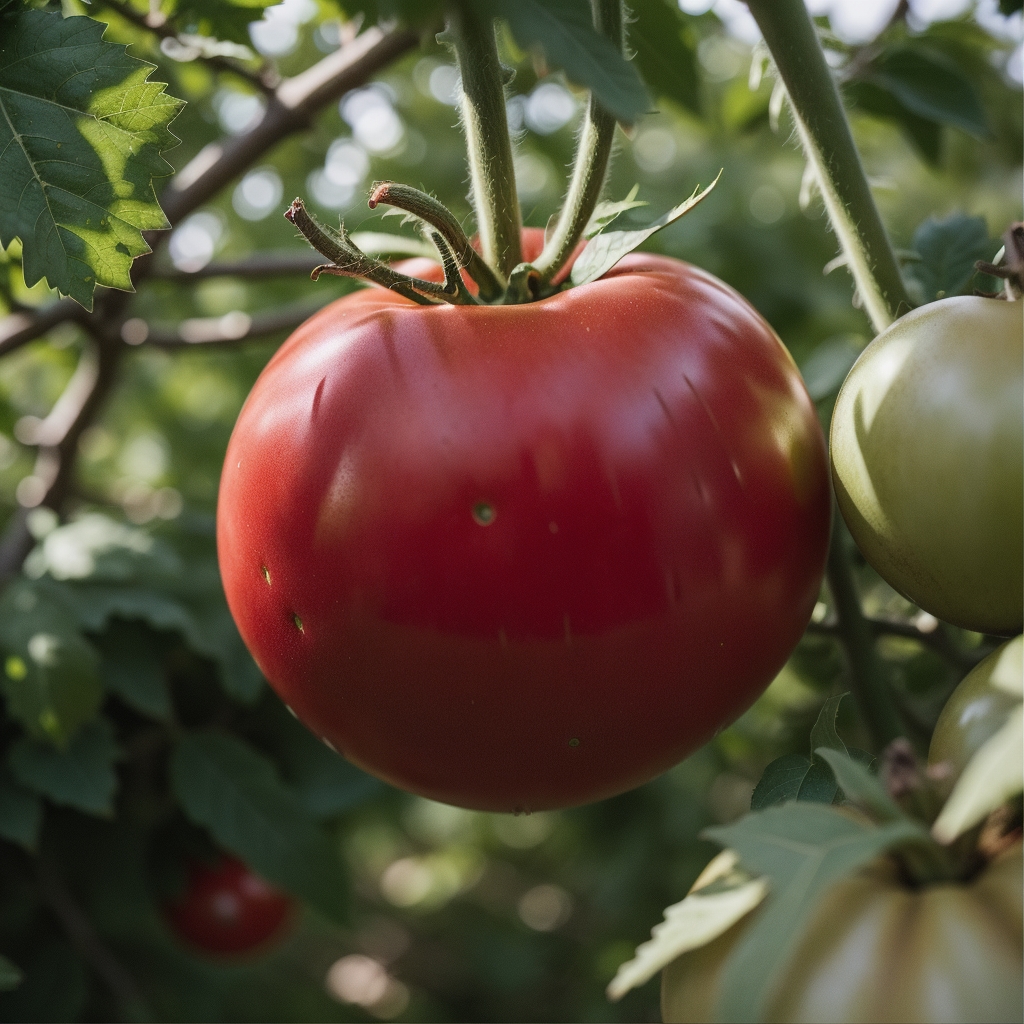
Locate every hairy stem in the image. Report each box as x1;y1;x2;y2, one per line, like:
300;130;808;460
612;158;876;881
446;3;522;279
533;0;622;285
826;510;905;751
746;0;912;332
368;182;503;300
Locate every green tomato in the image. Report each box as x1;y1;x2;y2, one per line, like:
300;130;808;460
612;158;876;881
830;296;1023;635
929;635;1023;782
662;845;1023;1023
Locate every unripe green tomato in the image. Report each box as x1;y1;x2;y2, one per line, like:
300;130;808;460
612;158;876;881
662;845;1022;1023
929;635;1023;782
830;296;1023;635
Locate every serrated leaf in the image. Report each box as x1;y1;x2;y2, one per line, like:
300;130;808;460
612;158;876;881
571;172;720;286
95;621;172;722
8;719;120;816
0;580;103;746
705;804;928;1023
0;8;183;309
0;766;43;850
809;693;848;757
904;214;999;304
750;754;838;809
582;185;647;239
628;0;700;114
815;747;905;824
606;850;767;1001
859;43;989;140
170;732;346;921
0;955;21;992
932;704;1024;844
486;0;650;124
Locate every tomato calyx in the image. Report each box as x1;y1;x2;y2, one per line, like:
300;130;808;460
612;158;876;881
974;220;1023;299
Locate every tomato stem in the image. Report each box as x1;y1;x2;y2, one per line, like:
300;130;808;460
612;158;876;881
532;0;623;287
444;3;522;281
368;182;504;301
826;511;905;752
746;0;913;333
429;229;482;304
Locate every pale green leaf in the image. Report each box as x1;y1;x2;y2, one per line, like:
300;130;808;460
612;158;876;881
583;185;648;239
0;7;183;309
571;172;720;286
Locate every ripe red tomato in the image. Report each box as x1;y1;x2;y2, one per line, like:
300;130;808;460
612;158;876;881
217;231;830;811
162;857;293;956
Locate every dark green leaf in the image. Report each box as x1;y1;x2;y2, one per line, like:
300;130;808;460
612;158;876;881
706;803;928;1022
0;8;183;308
95;621;172;722
0;767;43;850
750;754;838;809
799;336;862;402
0;955;21;993
815;747;905;823
904;213;999;304
808;693;848;757
0;580;103;746
571;172;720;286
859;44;989;139
845;79;943;164
170;732;346;921
486;0;651;124
999;0;1023;13
169;0;276;44
628;0;700;114
8;719;120;816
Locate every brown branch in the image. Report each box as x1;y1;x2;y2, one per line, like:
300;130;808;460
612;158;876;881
37;859;150;1022
95;0;277;96
143;299;331;347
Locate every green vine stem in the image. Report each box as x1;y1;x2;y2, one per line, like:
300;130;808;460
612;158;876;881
533;0;623;286
827;509;905;751
746;0;912;333
445;3;522;280
368;182;504;300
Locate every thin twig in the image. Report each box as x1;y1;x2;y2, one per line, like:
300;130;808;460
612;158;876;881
37;859;151;1022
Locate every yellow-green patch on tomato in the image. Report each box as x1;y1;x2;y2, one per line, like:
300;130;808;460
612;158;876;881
830;296;1023;635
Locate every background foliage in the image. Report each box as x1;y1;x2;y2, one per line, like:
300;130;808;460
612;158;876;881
0;0;1020;1021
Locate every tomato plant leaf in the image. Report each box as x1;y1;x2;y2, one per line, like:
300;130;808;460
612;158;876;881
570;171;720;286
8;719;120;817
485;0;650;124
0;955;21;993
0;6;183;309
932;704;1024;844
0;766;43;850
750;754;838;809
705;803;929;1023
170;732;347;921
844;78;943;165
627;0;700;115
582;185;647;239
808;693;848;757
0;580;104;747
814;747;905;823
904;213;1000;304
94;621;172;722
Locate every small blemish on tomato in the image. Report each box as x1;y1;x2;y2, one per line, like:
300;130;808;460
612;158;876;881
293;613;304;633
569;738;580;748
472;502;495;525
312;376;326;419
261;565;271;585
549;521;558;533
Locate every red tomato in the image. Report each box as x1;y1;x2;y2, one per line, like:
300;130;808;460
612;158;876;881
217;231;830;811
163;857;293;956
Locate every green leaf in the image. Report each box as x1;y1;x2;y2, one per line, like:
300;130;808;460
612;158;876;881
0;766;43;850
571;171;720;286
999;0;1023;12
628;0;701;115
8;719;120;816
486;0;651;124
904;213;999;304
845;79;943;164
0;7;183;309
582;185;648;239
858;43;989;139
705;804;928;1023
798;336;863;402
0;955;21;993
750;754;837;809
809;693;848;757
95;620;172;722
814;747;905;823
169;0;276;44
170;732;347;921
0;579;103;746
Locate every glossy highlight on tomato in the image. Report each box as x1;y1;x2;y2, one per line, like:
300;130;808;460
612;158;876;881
162;857;293;956
217;232;831;811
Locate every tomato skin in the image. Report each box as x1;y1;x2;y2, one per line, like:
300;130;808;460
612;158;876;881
830;296;1023;635
929;635;1023;783
662;845;1023;1023
217;232;831;811
162;857;293;956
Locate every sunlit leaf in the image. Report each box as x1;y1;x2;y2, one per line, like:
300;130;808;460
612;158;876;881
0;7;183;308
582;185;648;239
